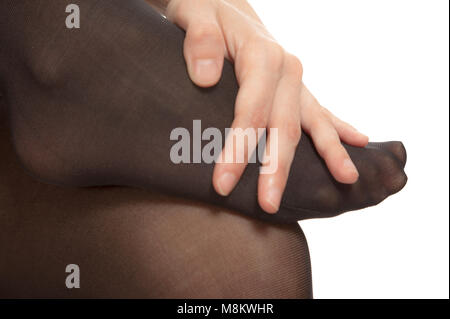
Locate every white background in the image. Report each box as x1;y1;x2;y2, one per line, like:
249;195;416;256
249;0;449;299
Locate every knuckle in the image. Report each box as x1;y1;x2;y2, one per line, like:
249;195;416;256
286;120;302;145
234;108;267;131
316;142;330;158
166;0;187;22
268;42;285;60
309;115;326;132
286;54;303;78
322;131;339;147
245;39;285;71
311;124;339;158
318;138;340;159
322;136;341;157
266;42;285;70
188;22;221;44
249;110;267;129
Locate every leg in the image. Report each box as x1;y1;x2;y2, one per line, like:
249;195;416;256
0;0;407;223
0;105;311;298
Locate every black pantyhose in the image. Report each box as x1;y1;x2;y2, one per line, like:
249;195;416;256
0;0;407;224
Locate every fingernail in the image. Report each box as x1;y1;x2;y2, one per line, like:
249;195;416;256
266;187;282;213
343;159;359;177
217;172;237;196
194;59;219;83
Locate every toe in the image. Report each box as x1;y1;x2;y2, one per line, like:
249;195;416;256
380;152;408;195
368;141;407;168
384;141;407;168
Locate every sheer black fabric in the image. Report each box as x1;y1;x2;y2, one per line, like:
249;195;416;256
0;0;407;224
0;97;313;298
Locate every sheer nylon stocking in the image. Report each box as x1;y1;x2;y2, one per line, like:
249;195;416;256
0;0;407;224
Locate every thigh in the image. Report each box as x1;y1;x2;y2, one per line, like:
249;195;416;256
0;103;312;299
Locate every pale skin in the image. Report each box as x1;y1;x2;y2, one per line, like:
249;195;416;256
146;0;369;214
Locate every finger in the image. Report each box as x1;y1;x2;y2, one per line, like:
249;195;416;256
184;22;225;87
258;57;303;213
213;44;284;196
328;113;369;147
309;117;359;184
301;104;359;184
167;0;225;87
